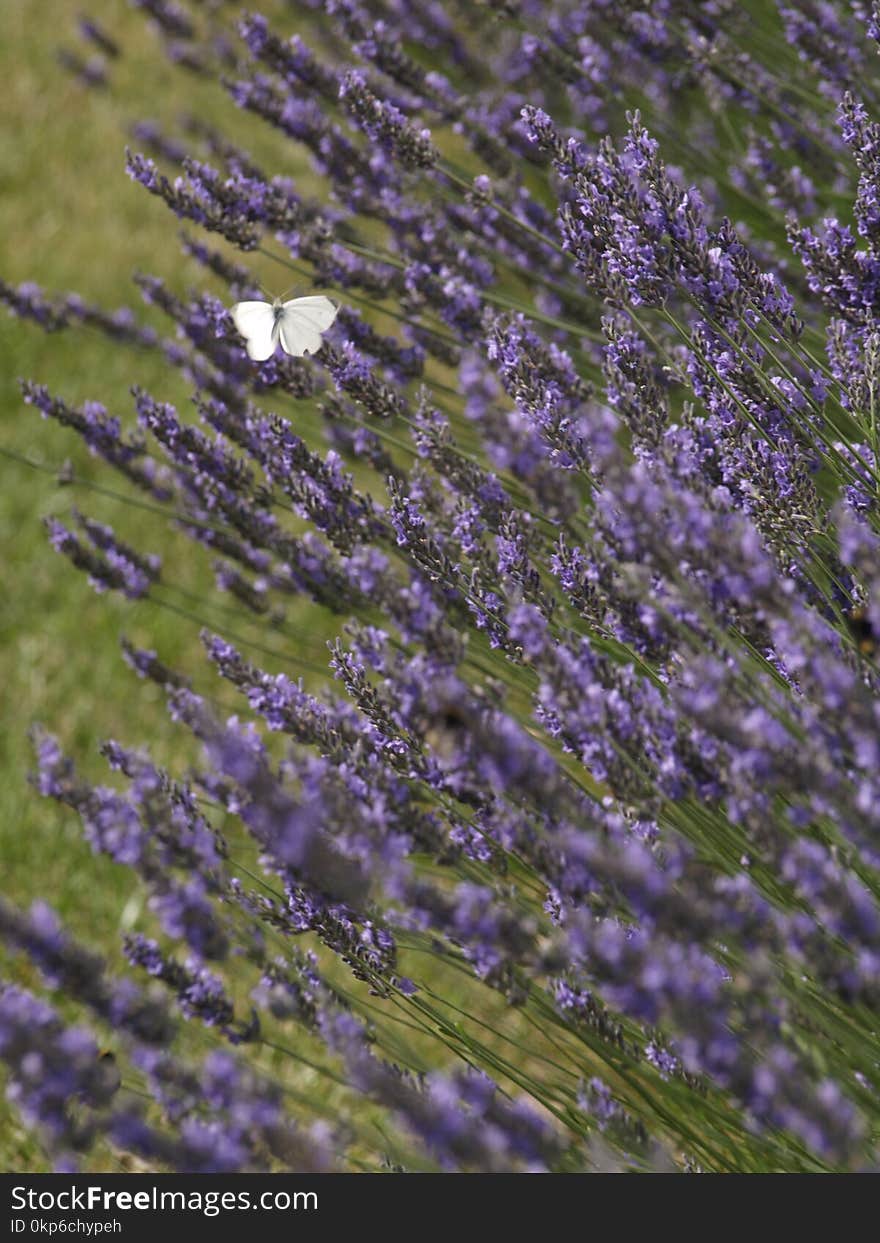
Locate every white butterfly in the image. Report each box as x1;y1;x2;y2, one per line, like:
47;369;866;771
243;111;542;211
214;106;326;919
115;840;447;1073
231;294;338;361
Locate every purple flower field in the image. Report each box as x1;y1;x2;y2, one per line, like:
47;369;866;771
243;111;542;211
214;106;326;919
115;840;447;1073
3;0;880;1173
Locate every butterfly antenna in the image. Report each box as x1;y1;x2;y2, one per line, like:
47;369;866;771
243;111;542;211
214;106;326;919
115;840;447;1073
257;281;275;300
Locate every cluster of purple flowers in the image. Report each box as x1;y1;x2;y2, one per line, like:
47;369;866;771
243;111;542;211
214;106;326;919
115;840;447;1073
4;0;880;1172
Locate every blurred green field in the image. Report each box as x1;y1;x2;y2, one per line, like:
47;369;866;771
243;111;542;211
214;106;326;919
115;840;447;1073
0;0;322;1167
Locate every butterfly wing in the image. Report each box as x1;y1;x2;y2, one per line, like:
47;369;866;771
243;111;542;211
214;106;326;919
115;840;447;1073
282;296;339;331
278;296;338;356
231;301;278;361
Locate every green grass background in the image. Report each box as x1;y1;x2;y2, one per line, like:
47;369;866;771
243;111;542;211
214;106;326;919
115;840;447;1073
0;0;325;1167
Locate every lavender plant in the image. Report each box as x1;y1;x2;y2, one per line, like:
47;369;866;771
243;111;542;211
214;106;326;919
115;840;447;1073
4;0;880;1172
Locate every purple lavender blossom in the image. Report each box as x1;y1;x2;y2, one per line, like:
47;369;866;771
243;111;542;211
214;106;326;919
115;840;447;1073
338;71;439;170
